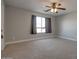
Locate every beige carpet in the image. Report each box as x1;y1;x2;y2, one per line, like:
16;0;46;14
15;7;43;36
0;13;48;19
2;38;77;59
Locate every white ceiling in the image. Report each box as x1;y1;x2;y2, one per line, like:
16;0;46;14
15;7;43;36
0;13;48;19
4;0;77;16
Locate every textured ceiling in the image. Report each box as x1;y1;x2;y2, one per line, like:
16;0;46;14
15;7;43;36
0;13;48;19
4;0;77;16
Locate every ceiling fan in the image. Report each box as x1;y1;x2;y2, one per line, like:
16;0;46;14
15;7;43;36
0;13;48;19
44;2;66;13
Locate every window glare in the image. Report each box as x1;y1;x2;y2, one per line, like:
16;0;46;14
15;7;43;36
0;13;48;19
36;16;46;33
36;17;41;27
42;18;45;27
37;28;41;33
42;29;46;33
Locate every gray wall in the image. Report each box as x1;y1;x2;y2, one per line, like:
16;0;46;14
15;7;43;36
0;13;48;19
5;6;55;42
55;12;77;41
5;6;77;43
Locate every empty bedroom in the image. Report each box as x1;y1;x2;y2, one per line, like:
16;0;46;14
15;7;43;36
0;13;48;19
1;0;77;59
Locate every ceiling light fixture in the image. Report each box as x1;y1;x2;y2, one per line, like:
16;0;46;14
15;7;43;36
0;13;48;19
51;9;54;12
44;2;66;13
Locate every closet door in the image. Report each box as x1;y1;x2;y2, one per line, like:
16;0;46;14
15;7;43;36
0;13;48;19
1;0;5;50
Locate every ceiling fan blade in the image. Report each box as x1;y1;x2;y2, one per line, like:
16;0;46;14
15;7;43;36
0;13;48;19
45;6;51;8
58;3;61;6
44;9;51;12
57;8;66;10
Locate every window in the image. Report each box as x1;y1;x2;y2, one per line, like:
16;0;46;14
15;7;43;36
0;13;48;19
36;16;46;33
31;15;51;34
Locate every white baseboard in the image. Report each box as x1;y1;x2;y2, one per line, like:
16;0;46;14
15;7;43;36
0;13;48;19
56;35;77;41
5;39;32;45
5;35;76;45
5;36;54;45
